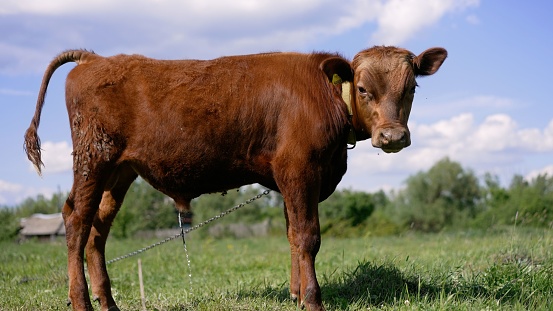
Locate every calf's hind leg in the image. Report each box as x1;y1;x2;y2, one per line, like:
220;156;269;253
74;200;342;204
63;176;106;311
86;166;137;311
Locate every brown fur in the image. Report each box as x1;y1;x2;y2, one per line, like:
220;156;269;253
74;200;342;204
24;46;446;311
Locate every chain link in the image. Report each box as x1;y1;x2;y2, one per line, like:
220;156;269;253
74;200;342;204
106;189;272;265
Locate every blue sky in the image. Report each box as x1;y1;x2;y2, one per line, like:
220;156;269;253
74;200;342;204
1;0;552;206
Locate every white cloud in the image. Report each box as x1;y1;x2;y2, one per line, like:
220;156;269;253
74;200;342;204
1;0;323;16
518;120;553;152
0;180;56;205
347;112;553;180
371;0;480;45
0;0;479;74
0;180;23;205
28;141;73;174
525;165;553;181
415;113;474;146
0;180;22;192
469;114;518;152
0;179;63;206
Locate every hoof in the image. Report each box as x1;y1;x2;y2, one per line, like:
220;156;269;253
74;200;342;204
303;302;325;311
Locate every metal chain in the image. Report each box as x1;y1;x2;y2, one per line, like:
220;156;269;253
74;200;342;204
106;189;271;265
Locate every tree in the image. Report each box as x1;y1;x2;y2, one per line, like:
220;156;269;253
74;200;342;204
482;173;510;208
391;157;481;232
319;189;378;236
111;179;177;238
192;185;280;224
0;208;19;241
111;182;279;238
490;174;553;228
15;193;65;217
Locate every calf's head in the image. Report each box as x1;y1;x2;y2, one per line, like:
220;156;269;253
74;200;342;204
350;46;447;153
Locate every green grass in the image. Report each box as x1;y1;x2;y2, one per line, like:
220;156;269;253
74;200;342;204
1;227;552;310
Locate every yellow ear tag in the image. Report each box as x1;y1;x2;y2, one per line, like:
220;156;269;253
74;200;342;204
332;73;342;85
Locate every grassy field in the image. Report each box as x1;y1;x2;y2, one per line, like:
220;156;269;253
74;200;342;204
1;226;552;310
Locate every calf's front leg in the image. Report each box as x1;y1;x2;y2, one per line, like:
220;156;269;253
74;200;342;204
282;193;324;311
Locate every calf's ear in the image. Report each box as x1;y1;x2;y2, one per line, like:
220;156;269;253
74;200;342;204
414;47;448;76
320;57;354;83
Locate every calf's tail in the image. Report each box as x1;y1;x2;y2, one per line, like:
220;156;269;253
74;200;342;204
24;49;95;176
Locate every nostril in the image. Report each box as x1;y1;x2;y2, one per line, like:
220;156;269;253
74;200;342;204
380;131;392;144
398;131;407;143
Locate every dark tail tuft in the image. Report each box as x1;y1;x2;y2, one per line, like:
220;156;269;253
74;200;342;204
24;124;43;176
23;49;94;176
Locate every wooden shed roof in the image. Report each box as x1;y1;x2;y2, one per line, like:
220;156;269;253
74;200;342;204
20;213;65;236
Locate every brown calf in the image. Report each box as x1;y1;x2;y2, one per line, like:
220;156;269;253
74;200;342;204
24;46;446;311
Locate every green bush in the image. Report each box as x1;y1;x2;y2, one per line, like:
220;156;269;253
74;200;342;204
0;208;18;241
319;189;381;237
111;179;177;238
475;174;553;229
363;208;402;236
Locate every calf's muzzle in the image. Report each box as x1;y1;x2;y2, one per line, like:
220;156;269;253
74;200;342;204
372;126;410;153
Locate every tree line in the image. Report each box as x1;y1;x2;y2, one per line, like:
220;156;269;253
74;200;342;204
2;157;552;241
